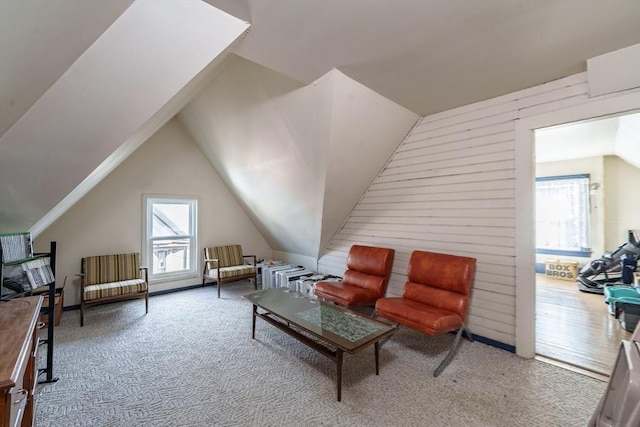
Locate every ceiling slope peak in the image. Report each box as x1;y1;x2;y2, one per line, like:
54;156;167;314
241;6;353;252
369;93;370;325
0;0;249;234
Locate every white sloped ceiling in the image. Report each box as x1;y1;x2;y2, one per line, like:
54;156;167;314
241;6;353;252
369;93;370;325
178;56;417;257
0;0;135;137
0;0;249;233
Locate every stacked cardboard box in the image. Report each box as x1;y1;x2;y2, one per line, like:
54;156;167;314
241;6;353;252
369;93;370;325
544;259;579;281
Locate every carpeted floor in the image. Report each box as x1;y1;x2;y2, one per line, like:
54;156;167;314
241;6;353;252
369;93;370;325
35;283;605;426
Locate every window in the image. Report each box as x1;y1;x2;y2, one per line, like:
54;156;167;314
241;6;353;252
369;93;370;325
144;196;197;280
535;174;590;256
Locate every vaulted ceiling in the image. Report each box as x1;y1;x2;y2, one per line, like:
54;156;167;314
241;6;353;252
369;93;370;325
1;0;639;255
205;0;640;116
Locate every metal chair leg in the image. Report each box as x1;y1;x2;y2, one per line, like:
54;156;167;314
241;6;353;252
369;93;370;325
434;326;466;377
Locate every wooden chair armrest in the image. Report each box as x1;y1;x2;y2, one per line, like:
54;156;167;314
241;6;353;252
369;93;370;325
139;266;148;282
204;258;220;271
77;273;86;289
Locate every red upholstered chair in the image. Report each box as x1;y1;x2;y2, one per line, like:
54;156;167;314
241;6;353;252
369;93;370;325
375;250;476;376
314;245;395;308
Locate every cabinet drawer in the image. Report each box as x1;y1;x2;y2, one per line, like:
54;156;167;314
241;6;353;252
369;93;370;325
9;387;28;427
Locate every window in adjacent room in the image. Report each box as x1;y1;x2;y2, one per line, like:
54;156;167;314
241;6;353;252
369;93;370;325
144;196;197;280
535;174;591;256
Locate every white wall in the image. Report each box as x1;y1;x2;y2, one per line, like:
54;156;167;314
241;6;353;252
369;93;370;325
320;71;640;347
35;118;271;307
179;55;327;258
271;250;318;271
179;56;417;258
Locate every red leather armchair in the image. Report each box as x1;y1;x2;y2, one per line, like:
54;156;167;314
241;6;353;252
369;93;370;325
314;245;395;308
375;250;476;376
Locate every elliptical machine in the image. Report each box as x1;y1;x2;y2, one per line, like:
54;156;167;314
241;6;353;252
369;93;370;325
577;240;640;294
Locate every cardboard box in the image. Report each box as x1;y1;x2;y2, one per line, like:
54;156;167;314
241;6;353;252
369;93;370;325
544;260;578;281
39;293;63;326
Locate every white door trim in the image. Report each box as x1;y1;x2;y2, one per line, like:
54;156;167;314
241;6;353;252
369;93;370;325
514;91;640;358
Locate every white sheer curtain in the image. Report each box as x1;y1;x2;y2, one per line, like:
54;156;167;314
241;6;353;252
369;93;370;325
536;175;590;251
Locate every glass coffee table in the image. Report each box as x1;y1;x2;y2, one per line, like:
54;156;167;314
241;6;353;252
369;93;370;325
244;288;398;401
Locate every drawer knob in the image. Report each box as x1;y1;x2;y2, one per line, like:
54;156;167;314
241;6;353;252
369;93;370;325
13;388;28;405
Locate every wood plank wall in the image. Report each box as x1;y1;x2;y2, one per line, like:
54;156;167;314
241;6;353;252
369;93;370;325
318;72;593;346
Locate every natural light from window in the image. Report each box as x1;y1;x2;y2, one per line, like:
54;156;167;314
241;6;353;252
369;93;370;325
536;175;590;253
144;196;197;280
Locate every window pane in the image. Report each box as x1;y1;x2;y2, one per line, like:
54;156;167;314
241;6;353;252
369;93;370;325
152;203;190;237
152;238;191;273
536;176;590;250
144;196;197;280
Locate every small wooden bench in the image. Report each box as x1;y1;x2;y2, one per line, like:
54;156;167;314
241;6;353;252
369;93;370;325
203;245;257;298
79;252;148;326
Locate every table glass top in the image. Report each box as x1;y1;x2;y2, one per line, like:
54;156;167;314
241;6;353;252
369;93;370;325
244;288;396;350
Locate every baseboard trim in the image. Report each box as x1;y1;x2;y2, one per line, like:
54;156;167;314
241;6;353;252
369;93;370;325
149;283;209;297
470;334;516;353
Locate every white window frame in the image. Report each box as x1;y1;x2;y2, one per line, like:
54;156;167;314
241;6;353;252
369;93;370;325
143;195;198;282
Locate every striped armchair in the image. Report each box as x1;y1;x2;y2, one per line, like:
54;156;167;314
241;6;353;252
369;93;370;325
79;252;148;326
203;245;257;298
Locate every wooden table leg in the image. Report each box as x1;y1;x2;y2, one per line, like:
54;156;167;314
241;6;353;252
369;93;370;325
375;341;380;375
336;349;343;401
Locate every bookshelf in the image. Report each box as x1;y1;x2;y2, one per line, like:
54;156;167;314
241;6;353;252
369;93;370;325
0;232;59;384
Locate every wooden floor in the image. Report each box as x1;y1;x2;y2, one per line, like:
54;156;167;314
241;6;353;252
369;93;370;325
535;274;631;376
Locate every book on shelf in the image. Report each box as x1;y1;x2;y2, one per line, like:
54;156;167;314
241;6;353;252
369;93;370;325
22;257;55;289
0;232;33;263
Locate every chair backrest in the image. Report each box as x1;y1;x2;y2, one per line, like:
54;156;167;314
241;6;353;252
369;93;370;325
82;253;140;286
403;250;476;319
204;245;245;269
342;245;395;297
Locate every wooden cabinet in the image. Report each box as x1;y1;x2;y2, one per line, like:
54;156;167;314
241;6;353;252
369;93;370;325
0;296;43;427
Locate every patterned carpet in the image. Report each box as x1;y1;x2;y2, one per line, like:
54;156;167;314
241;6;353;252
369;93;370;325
35;283;605;426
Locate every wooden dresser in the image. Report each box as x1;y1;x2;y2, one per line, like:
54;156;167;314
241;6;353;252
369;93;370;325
0;296;43;427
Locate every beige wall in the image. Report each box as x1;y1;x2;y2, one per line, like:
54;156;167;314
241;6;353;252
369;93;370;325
35;118;271;307
603;155;640;249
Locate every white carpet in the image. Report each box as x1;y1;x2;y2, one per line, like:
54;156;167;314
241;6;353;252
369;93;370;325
35;283;605;426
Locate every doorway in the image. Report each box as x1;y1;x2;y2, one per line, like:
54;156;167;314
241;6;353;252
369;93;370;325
531;112;639;375
513;92;640;367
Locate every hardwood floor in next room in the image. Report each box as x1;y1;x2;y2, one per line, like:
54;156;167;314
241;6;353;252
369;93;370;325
535;274;631;377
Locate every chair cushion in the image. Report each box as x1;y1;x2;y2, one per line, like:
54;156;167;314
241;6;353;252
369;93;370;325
82;253;141;286
403;282;468;319
83;279;147;301
314;280;379;307
206;265;256;279
407;250;475;295
205;245;245;268
375;296;463;336
342;270;387;294
316;245;395;307
347;245;395;277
